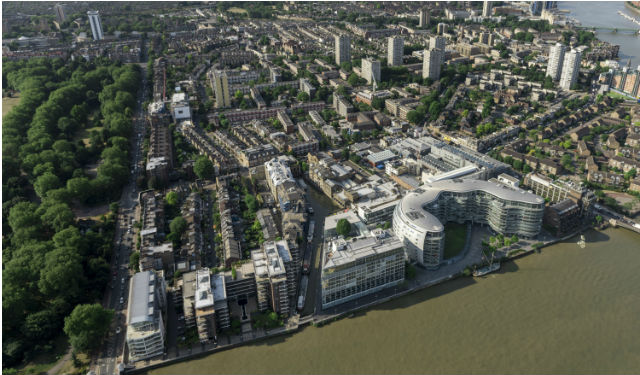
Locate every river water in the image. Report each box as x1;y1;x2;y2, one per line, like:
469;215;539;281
560;1;640;67
151;227;640;374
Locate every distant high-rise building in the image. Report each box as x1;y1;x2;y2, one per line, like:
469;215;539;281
437;23;448;35
482;1;493;17
559;49;581;90
335;35;351;66
87;10;103;40
429;36;446;65
212;71;231;108
54;4;66;23
387;36;404;66
430;35;446;51
546;43;566;81
530;1;543;15
361;58;381;85
418;8;430;28
423;49;443;81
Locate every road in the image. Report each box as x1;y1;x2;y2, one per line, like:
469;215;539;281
93;65;148;375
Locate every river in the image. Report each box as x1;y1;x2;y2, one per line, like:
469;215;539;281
150;227;640;374
560;1;640;67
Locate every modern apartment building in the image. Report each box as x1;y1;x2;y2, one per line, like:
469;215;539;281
418;8;430;28
387;37;404;67
252;240;294;316
126;271;167;362
559;49;581;90
482;1;493;17
54;4;66;23
211;70;231;109
423;49;443;80
87;10;104;40
546;43;566;81
321;229;405;309
361;58;381;85
335;35;351;65
430;35;446;52
393;179;544;268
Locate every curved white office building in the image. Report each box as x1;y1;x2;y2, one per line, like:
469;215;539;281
393;179;544;269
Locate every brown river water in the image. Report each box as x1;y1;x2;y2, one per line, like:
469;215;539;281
151;228;640;374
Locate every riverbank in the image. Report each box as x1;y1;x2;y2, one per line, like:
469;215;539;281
131;225;571;374
625;1;640;16
149;226;640;374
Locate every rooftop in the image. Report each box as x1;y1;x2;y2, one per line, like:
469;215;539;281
398;179;544;232
323;229;403;269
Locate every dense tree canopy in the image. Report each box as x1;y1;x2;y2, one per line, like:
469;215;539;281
2;57;140;367
63;304;113;353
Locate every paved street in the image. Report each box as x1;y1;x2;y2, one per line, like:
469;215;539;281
93;66;148;375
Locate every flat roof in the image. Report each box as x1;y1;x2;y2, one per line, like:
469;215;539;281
129;271;157;326
398;179;544;232
323;231;403;269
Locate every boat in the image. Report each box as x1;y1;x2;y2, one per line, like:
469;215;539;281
307;205;314;215
473;262;500;277
307;220;315;243
577;234;586;248
297;275;308;311
302;248;311;274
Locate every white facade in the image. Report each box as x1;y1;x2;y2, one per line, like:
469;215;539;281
422;49;443;80
335;35;351;65
559;49;581;90
482;1;493;17
393;179;544;268
546;43;566;81
87;10;104;41
321;230;405;309
387;37;404;67
361;58;381;85
171;92;191;121
126;271;167;362
418;8;430;27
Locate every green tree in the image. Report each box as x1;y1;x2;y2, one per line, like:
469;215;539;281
194;156;214;180
170;216;187;236
297;91;310;102
336;218;351;237
129;251;140;272
34;172;61;198
165;191;179;206
63;304;113;353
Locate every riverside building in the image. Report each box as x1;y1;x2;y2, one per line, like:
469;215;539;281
393;179;544;269
321;229;405;309
126;271;167;361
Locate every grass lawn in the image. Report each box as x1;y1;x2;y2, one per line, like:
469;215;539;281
73;126;103;147
227;7;248;14
2;94;21;118
606;90;634;100
14;335;69;375
57;351;90;375
443;222;468;259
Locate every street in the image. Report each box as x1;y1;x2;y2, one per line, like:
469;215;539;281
93;65;148;375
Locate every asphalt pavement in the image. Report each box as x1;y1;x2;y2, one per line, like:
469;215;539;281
94;66;148;375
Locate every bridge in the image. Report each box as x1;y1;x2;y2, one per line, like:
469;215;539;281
575;26;640;35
